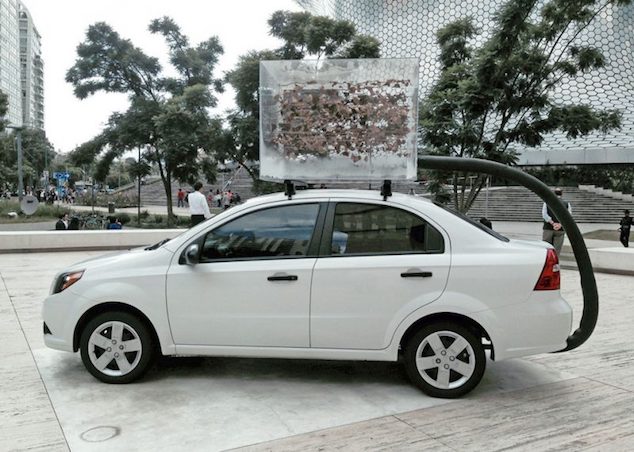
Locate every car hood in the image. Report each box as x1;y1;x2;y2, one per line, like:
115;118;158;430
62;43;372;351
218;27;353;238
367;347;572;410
64;246;173;273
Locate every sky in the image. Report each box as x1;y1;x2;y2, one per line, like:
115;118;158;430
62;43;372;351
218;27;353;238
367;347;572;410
24;0;302;153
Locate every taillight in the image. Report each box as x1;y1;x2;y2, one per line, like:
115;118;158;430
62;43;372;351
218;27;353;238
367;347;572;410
534;249;560;291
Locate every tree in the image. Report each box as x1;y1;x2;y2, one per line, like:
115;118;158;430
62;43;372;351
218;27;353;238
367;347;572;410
222;11;380;189
66;18;224;223
0;90;7;133
0;127;55;190
420;0;630;213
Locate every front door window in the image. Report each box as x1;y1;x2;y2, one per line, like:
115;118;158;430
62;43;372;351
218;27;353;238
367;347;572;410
201;203;320;261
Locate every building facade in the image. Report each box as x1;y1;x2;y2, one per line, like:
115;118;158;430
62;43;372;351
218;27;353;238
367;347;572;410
19;2;44;129
0;0;43;130
0;0;22;127
298;0;634;165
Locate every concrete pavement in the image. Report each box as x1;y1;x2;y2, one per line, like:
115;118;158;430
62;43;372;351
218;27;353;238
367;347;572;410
1;251;634;451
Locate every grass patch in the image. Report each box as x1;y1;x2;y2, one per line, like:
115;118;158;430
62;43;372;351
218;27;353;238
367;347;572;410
0;200;71;223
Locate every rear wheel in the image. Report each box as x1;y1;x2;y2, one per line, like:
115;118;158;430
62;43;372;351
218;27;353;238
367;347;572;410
80;311;155;384
403;322;485;398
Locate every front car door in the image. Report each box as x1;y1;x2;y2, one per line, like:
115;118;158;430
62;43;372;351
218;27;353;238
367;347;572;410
311;201;450;350
166;202;323;348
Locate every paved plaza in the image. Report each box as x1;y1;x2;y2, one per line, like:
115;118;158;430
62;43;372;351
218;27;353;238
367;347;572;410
1;249;633;451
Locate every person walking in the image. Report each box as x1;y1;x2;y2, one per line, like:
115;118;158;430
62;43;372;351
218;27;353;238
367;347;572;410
188;181;212;227
542;187;572;256
619;209;633;247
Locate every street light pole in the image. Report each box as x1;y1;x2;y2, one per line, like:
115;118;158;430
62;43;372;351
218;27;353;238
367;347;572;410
16;130;23;200
137;146;141;227
7;125;24;201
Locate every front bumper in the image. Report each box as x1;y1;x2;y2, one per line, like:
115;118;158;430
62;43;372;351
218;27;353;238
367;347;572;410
41;289;86;352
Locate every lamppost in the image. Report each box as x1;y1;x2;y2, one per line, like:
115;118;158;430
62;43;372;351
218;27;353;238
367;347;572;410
6;125;24;201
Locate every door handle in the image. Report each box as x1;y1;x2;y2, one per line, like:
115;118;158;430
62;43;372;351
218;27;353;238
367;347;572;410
267;274;298;281
401;271;433;278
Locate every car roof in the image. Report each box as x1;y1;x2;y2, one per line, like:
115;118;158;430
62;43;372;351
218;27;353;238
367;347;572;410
242;189;433;207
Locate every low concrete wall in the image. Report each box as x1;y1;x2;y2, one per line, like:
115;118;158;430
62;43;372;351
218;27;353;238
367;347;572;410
588;247;634;275
0;229;183;253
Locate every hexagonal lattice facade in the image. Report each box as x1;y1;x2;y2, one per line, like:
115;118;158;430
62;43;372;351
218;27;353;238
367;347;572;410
297;0;634;163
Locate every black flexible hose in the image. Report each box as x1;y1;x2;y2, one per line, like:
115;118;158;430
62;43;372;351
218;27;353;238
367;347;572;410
419;156;598;352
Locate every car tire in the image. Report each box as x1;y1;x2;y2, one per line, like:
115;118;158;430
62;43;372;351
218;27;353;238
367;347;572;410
403;322;485;398
80;311;155;384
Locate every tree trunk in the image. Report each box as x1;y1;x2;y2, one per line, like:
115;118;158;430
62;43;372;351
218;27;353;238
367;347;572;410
156;155;175;227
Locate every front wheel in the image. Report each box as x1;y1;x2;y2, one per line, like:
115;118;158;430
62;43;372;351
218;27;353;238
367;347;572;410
403;322;485;398
80;311;155;384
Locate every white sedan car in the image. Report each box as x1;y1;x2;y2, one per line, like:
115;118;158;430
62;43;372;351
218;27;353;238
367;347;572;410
43;190;571;398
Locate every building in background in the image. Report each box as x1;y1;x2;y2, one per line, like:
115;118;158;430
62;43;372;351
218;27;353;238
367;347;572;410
0;0;22;126
0;0;43;130
297;0;634;166
19;1;44;129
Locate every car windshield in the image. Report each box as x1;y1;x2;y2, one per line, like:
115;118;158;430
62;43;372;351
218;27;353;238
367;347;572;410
436;203;509;242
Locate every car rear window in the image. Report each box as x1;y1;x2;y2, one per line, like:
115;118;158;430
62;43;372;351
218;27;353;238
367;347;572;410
436;204;510;242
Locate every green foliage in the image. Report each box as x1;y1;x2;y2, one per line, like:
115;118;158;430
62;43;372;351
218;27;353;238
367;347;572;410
66;22;161;100
115;212;131;225
0;90;7;132
252;179;285;195
66;17;225;225
126;212;188;229
267;11;379;60
0;128;56;190
74;191;138;208
420;0;631;212
525;165;634;194
0;201;70;220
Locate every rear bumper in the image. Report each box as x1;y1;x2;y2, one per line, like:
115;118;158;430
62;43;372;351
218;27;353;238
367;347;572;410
472;292;573;361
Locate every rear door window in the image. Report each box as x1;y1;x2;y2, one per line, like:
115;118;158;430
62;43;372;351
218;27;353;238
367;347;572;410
329;203;444;255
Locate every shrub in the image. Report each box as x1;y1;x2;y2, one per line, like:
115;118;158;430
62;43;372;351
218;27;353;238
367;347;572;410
117;212;131;225
0;201;70;219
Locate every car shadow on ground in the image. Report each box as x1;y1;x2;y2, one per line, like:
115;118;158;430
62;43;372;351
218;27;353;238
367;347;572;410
150;355;411;386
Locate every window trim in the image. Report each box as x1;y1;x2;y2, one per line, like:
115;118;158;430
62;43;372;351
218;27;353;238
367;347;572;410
436;203;510;242
319;201;446;258
190;202;327;264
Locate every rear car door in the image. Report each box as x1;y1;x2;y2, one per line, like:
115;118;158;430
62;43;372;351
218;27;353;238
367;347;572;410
310;201;450;349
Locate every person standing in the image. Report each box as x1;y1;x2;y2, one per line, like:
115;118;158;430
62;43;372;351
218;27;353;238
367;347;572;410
619;209;633;247
542;187;572;256
222;190;231;210
107;217;123;230
177;188;185;208
55;213;69;230
188;181;212;227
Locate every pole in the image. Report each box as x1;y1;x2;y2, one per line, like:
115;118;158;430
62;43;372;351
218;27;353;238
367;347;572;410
485;176;490;219
137;147;141;227
16;129;24;201
44;145;48;188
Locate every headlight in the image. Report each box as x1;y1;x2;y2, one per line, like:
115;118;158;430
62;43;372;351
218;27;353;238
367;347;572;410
53;271;84;294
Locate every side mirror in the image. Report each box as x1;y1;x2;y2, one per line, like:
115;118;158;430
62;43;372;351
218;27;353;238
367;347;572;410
184;244;200;265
